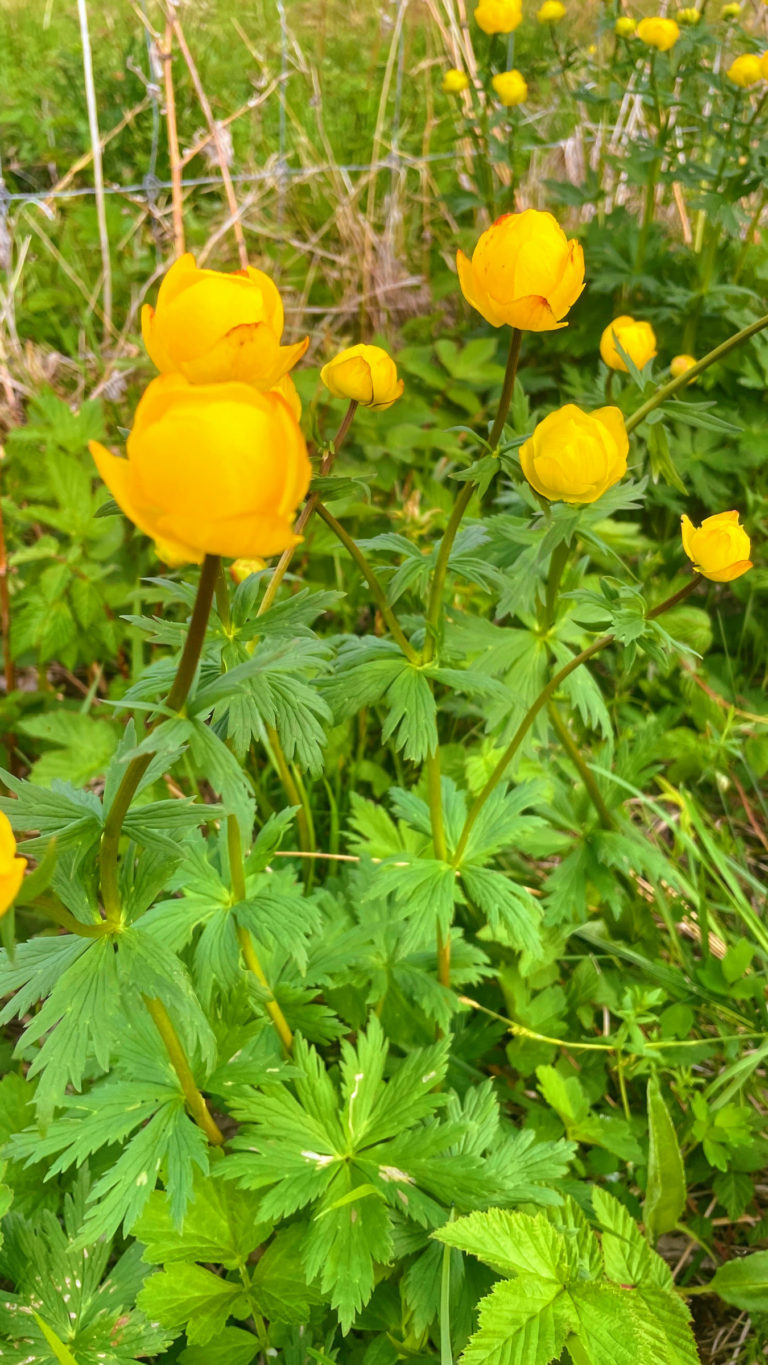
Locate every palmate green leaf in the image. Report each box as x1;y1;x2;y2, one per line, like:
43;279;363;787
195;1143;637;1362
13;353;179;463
0;766;102;858
179;1326;259;1365
136;1263;251;1347
207;639;333;773
461;865;541;956
303;1163;394;1333
323;639;436;761
250;1224;326;1323
644;1074;687;1243
134;1167;270;1269
380;665;438;763
367;856;458;946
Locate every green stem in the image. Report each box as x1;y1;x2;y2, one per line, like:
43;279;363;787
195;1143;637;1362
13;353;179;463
548;701;614;829
625;310;768;433
143;995;224;1145
452;579;698;865
426;747;451;987
99;553;220;927
543;539;570;631
227;814;294;1052
266;724;315;859
440;1234;454;1365
258;401;358;618
422;328;522;666
314;501;419;663
215;563;231;631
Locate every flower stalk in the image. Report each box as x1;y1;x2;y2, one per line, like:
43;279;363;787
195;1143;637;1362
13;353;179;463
227;815;294;1053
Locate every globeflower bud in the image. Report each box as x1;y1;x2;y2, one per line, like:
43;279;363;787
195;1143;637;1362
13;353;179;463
89;375;311;565
599;315;657;372
491;69;528;105
0;812;27;920
457;210;585;331
141;253;308;390
442;68;471;93
474;0;523;32
320;344;404;411
519;404;629;504
727;53;764;86
676;7;700;21
681;511;752;582
636;16;680;48
537;0;566;20
615;16;636;35
230;558;267;584
670;353;697;381
721;2;741;15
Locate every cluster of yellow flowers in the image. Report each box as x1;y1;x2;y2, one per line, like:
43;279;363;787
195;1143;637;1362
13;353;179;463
456;210;753;581
89;257;403;567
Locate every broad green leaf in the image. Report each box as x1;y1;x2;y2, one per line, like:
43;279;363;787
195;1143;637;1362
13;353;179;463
180;1327;259;1365
459;1276;574;1365
644;1074;686;1242
434;1209;569;1281
134;1169;270;1269
137;1264;250;1346
709;1251;768;1313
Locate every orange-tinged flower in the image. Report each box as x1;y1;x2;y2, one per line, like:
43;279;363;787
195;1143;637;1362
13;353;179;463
320;344;404;411
492;70;528;105
474;0;523;33
520;404;629;504
89;375;311;566
456;210;585;331
0;811;26;920
670;353;697;381
681;511;753;582
141;253;308;390
636;16;680;48
599;315;657;372
727;54;764;86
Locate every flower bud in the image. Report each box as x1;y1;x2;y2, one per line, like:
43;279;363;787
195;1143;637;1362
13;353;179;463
599;315;657;372
320;344;404;411
721;2;741;13
457;210;585;331
615;16;637;35
670;353;697;381
491;69;528;105
537;0;566;20
141;253;308;390
676;7;701;22
0;812;27;920
442;68;471;93
727;53;764;86
230;558;267;584
636;16;680;48
520;404;629;504
90;375;311;565
474;0;523;32
681;511;753;582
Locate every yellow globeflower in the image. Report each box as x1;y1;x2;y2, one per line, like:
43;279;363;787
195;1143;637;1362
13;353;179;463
141;253;308;390
727;53;764;86
599;315;657;372
681;511;753;582
457;210;585;331
520;404;629;504
442;69;471;93
721;3;741;16
537;0;566;19
271;373;302;420
636;16;680;48
89;375;311;565
0;812;27;920
474;0;523;32
230;558;267;584
615;16;636;35
320;344;404;411
492;70;528;105
677;7;701;21
670;353;697;381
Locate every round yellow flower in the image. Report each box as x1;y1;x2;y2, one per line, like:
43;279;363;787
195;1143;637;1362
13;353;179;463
320;344;404;411
442;68;471;93
520;404;629;504
670;353;697;381
141;252;308;390
457;210;585;332
676;7;700;22
599;315;657;372
720;3;741;15
89;375;311;565
537;0;566;19
636;16;680;49
230;558;267;584
491;69;528;105
681;511;752;582
0;812;27;920
474;0;523;32
727;53;764;86
615;16;637;35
